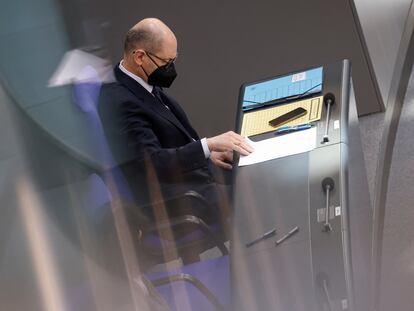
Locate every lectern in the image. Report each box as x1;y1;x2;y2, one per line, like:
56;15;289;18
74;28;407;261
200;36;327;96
231;60;372;311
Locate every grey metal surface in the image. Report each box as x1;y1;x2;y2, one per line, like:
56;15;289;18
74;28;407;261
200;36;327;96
232;152;316;310
378;68;414;311
308;144;351;311
347;84;373;311
351;0;413;106
232;61;372;311
370;4;414;310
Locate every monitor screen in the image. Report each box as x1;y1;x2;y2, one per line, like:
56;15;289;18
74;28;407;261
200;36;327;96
242;66;324;111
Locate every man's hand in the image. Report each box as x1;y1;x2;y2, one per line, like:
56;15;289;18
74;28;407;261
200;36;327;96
206;131;254;156
210;150;234;170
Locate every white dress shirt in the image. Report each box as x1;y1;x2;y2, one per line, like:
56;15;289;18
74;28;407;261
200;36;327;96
118;60;210;158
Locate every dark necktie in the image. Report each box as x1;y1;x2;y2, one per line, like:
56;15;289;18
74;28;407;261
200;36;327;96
151;87;195;141
152;87;170;110
152;86;185;125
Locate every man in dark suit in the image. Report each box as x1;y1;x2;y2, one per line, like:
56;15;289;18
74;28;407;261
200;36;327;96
99;18;253;225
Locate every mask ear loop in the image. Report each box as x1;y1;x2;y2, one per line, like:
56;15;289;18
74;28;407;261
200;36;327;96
145;52;159;67
132;50;152;78
140;63;150;78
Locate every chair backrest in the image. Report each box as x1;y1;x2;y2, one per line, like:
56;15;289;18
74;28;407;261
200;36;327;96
146;255;230;311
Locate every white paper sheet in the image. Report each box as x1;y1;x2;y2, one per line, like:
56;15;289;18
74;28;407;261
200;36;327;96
239;127;317;166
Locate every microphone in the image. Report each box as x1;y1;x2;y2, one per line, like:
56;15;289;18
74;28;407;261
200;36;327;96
322;177;335;192
323;93;335;106
322;93;336;143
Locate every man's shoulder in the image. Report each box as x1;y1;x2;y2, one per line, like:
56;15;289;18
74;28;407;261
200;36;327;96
99;81;151;111
98;82;148;120
101;81;137;103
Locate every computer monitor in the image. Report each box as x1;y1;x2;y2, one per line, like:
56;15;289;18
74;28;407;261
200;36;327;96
241;66;324;111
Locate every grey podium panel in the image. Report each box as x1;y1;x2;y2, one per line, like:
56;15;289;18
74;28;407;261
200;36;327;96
232;153;309;254
232;144;352;311
232;153;317;311
309;143;352;311
232;240;317;311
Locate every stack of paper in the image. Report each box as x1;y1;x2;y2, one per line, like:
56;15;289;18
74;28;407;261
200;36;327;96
239;127;317;166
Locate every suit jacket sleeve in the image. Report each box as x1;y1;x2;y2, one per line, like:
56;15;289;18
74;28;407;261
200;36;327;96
120;100;208;178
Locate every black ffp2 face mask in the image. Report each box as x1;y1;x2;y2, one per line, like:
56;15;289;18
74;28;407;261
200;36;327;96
147;62;177;88
141;52;178;88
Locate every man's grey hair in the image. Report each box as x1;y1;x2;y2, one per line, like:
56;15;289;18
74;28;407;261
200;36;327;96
124;27;162;54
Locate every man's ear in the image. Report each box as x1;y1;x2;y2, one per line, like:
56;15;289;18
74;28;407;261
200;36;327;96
132;49;146;65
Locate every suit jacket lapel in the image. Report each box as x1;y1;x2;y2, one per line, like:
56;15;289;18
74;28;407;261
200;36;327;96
150;94;195;141
159;91;200;140
114;65;194;140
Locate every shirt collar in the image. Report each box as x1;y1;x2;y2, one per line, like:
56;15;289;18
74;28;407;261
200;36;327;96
119;60;153;94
